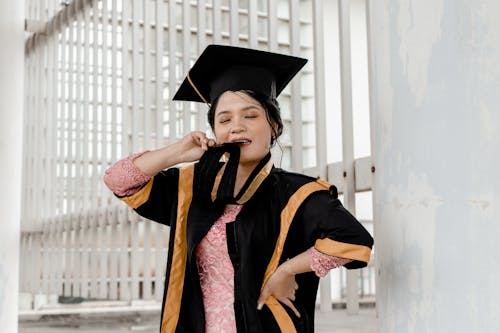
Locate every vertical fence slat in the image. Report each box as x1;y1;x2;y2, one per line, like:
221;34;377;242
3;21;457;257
68;3;78;298
30;235;38;295
267;0;277;51
229;0;238;45
144;0;152;150
289;0;303;171
338;0;360;314
155;0;164;148
153;0;165;302
90;0;100;299
41;231;49;299
311;0;333;312
99;0;110;300
212;0;222;44
47;10;58;295
72;25;80;297
142;0;153;299
120;0;131;302
60;10;70;297
143;3;153;297
19;234;26;294
109;213;118;300
39;30;50;297
131;0;140;151
182;0;191;135
130;216;140;300
42;226;50;295
81;0;91;300
248;0;258;48
120;216;131;301
168;0;176;142
130;0;140;301
154;224;164;301
143;3;153;294
34;36;42;230
196;0;207;132
143;219;153;300
108;0;120;301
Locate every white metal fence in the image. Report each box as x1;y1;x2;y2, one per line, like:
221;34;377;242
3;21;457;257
21;0;375;312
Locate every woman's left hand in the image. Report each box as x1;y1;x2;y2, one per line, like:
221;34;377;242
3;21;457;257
257;263;301;317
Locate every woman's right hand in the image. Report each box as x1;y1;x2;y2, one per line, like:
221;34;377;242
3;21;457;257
177;131;217;163
132;131;216;176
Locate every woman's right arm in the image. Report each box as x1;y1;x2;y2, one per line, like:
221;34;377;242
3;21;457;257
103;131;216;224
133;131;216;176
104;131;215;195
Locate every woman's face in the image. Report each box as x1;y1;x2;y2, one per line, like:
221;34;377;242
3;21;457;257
214;91;274;168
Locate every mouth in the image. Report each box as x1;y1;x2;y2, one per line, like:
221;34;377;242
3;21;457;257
230;139;252;146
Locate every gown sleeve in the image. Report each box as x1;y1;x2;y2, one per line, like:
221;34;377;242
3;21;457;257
103;152;180;225
308;247;352;277
300;191;374;269
103;151;151;196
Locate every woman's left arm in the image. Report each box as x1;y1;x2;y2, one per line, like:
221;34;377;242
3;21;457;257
257;249;351;316
257;250;310;317
258;190;373;315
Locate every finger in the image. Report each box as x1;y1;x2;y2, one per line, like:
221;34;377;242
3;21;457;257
190;132;202;145
200;138;208;150
207;139;216;147
257;288;270;310
281;298;301;318
294;282;299;290
192;132;208;150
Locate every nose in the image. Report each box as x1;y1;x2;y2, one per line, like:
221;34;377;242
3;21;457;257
230;116;246;134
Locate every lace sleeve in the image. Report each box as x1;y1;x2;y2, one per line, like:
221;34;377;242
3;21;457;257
103;151;151;197
309;246;353;278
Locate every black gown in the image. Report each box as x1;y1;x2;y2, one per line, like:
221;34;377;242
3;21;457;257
118;160;374;333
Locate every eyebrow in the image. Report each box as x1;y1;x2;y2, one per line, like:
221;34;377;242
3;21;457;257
216;105;261;117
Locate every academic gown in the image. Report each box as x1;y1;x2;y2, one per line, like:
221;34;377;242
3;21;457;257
119;161;374;333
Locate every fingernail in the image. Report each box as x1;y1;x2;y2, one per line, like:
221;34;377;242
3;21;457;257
257;303;263;310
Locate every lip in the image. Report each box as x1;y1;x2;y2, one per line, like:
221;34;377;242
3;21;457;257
230;138;252;145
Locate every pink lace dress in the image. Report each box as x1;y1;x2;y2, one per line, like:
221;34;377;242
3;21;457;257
103;154;353;332
195;205;242;333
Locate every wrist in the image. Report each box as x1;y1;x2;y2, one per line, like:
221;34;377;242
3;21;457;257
163;143;186;165
278;260;296;276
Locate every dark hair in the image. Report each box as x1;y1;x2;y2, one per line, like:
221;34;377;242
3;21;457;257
207;90;283;145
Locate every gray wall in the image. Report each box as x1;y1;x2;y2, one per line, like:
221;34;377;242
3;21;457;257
370;0;500;332
0;1;24;332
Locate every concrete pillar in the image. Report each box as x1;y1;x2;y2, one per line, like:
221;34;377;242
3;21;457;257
369;0;500;332
0;1;24;332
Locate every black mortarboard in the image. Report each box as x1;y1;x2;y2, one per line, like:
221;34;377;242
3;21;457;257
172;44;308;104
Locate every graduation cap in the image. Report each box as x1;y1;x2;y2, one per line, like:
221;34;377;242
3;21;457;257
173;44;307;105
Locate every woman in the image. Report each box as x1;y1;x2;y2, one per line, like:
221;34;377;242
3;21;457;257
104;45;373;333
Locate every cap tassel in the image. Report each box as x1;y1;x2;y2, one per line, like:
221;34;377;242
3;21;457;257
186;70;211;107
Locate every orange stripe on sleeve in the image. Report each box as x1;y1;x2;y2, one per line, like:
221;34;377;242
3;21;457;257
314;238;372;263
120;178;154;209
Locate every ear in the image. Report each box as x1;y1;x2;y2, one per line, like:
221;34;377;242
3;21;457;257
271;122;279;139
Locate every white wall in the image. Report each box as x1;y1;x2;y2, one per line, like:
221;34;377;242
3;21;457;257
0;1;24;332
369;0;500;332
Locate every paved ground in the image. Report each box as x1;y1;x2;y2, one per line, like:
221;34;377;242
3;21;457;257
19;307;377;333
